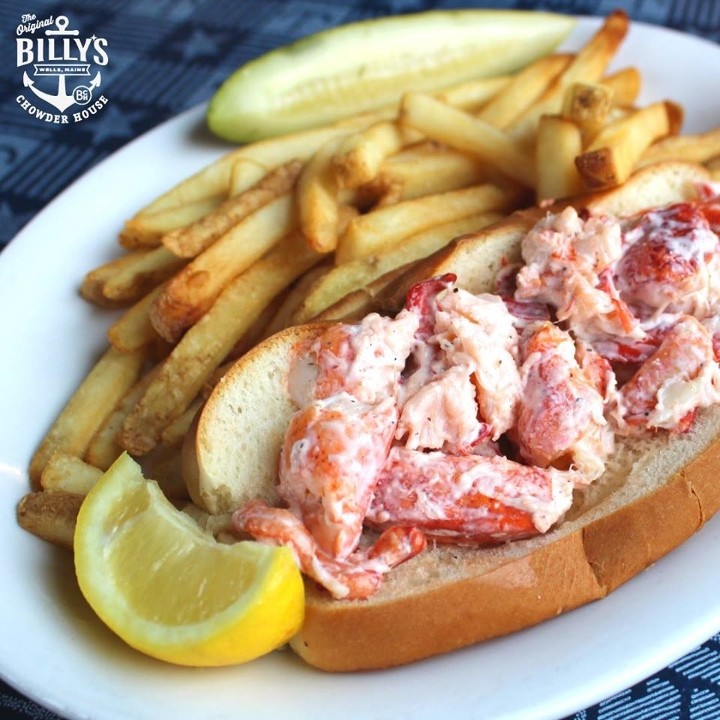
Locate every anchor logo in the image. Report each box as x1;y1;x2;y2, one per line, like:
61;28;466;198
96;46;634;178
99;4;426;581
23;68;101;113
16;14;108;119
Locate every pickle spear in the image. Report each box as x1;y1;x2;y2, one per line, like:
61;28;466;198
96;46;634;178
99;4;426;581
207;10;575;143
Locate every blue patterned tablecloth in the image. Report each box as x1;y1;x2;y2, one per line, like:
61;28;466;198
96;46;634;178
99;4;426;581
1;1;719;719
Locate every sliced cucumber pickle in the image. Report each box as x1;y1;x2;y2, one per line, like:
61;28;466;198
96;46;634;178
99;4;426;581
207;10;575;143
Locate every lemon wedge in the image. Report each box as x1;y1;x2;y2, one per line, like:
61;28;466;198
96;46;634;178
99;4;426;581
74;452;304;666
207;10;575;143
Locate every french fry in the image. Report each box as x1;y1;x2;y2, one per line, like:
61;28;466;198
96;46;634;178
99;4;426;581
507;10;630;146
222;291;291;362
134;116;383;219
602;66;642;106
102;247;186;304
561;82;614;142
332;121;408;189
107;284;163;353
120;196;224;249
231;112;384;171
84;368;158;470
261;262;333;339
227;159;271;197
371;180;404;208
637;127;720;168
297;137;343;253
159;397;204;448
434;76;511;112
400;92;536;188
315;265;414;323
536;115;584;201
80;252;145;308
40;454;103;495
477;53;573;128
150;192;297;343
295;211;502;323
162;160;304;258
29;346;145;487
576;101;683;189
380;149;494;201
120;233;324;455
16;491;83;548
337;182;522;264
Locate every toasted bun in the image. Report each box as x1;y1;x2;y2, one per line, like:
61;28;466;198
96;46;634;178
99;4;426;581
184;323;327;514
186;160;717;670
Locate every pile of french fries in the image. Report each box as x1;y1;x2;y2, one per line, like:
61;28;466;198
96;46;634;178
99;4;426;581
17;10;720;547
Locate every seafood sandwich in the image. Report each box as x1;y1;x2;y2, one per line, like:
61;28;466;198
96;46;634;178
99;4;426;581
186;161;720;670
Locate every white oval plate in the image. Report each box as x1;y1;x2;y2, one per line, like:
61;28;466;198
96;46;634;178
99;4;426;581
1;17;720;720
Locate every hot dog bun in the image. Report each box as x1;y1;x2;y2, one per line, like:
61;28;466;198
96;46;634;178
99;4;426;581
184;161;719;671
184;323;327;514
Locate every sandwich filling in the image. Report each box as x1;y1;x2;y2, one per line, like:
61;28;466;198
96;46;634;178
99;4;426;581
234;184;720;600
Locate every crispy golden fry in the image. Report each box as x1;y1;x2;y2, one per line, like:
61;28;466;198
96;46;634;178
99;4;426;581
383;140;444;162
434;76;511;112
120;233;323;455
135;119;380;218
295;211;502;323
315;265;413;323
261;262;333;339
222;112;385;182
120;196;224;249
710;166;720;182
101;247;186;304
40;453;103;495
107;284;163;352
333;121;408;189
380;149;495;201
150;192;297;343
162;160;303;258
507;10;630;146
297;137;344;253
601;66;642;106
338;182;520;264
16;491;83;548
400;92;536;188
561;82;614;142
477;53;573;128
576;101;682;189
227;159;271;197
84;369;158;470
536;115;584;201
371;179;404;208
222;291;290;362
80;252;144;308
29;347;145;487
638;127;720;168
160;397;204;447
